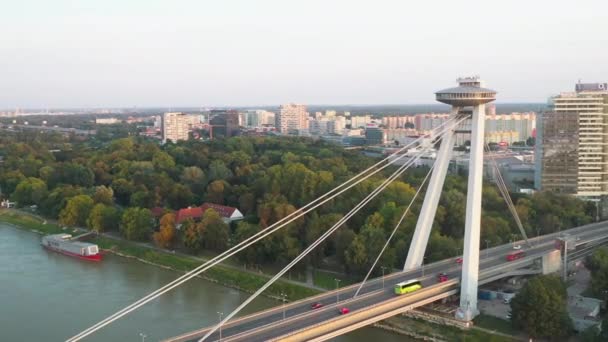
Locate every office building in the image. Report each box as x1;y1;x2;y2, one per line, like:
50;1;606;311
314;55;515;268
536;82;608;198
276;103;308;134
209;110;240;138
162;112;190;143
365;124;386;145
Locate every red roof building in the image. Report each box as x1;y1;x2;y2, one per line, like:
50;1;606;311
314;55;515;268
175;206;204;224
172;203;244;226
200;203;244;222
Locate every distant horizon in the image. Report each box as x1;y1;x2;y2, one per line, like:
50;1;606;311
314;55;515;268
2;101;546;112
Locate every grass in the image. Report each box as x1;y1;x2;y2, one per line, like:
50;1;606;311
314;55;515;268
474;314;516;335
313;269;356;290
0;209;320;301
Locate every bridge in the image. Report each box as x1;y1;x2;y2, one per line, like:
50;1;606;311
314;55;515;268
165;222;608;342
66;77;608;342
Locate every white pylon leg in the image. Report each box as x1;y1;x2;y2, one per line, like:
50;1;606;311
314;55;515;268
403;109;459;271
457;104;486;321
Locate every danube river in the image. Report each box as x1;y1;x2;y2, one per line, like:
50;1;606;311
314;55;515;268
0;224;410;341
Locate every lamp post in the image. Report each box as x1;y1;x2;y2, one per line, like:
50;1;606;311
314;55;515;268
217;311;223;342
485;240;490;259
335;278;341;304
281;292;287;320
139;333;146;342
422;256;427;277
381;266;387;289
536;228;541;247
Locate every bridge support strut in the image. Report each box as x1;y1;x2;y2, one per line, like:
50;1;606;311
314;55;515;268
403;109;459;271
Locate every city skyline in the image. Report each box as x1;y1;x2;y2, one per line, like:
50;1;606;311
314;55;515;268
2;0;607;108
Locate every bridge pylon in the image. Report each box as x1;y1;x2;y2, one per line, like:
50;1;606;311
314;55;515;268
404;77;496;321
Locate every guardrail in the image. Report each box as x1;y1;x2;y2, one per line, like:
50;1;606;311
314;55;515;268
259;257;539;342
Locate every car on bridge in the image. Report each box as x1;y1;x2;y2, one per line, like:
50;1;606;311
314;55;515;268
506;250;525;261
311;303;324;310
455;257;463;264
437;273;449;283
339;307;350;315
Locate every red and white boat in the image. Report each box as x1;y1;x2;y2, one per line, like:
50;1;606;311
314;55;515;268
41;234;102;261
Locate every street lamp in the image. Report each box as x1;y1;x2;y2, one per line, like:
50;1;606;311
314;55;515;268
281;292;287;320
485;240;490;259
139;333;146;342
335;278;341;304
217;311;223;342
380;266;387;289
422;256;427;277
536;228;541;246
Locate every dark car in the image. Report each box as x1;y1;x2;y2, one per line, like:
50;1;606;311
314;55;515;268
311;302;324;309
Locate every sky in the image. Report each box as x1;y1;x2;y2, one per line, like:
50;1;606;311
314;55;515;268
1;0;607;109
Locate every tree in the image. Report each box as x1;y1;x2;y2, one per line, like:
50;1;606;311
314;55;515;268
344;235;367;274
11;177;47;206
120;207;152;241
152;151;176;172
586;247;608;302
206;180;228;204
111;178;134;206
510;275;573;339
92;185;114;205
207;160;233;182
182;219;201;251
59;195;94;227
153;213;176;249
87;203;120;233
200;209;229;251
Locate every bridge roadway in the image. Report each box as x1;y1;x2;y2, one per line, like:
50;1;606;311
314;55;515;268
165;221;608;342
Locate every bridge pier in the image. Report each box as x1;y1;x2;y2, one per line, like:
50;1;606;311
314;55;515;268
456;103;486;321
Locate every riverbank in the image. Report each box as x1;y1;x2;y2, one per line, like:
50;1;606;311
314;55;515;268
0;209;319;301
0;209;517;342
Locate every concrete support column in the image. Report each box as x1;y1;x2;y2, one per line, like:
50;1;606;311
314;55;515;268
457;104;485;321
403;109;459;271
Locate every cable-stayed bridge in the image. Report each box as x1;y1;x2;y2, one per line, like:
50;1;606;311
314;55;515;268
66;77;608;342
164;222;608;341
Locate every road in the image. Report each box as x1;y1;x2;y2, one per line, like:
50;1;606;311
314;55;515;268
165;221;608;342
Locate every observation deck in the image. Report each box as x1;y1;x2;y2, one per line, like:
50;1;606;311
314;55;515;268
435;76;496;107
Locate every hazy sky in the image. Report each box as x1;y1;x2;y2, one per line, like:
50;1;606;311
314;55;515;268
1;0;607;108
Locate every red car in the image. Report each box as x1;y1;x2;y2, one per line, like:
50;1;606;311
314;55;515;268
437;273;449;283
506;250;525;261
311;303;324;309
455;257;463;264
339;307;350;315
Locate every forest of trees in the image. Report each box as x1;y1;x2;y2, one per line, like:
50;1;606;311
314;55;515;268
0;129;597;276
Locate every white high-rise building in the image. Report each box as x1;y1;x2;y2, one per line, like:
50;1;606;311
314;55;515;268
276;104;308;134
329;116;346;134
537;82;608;198
350;115;372;129
162;112;191;143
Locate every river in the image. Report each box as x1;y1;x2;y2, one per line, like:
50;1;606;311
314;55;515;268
0;224;410;341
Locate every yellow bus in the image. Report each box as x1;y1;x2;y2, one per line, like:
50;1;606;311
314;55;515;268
394;279;422;295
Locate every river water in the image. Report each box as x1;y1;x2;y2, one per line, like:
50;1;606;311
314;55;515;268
0;224;410;342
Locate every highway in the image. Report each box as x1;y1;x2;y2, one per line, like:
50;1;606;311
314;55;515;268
165;221;608;342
